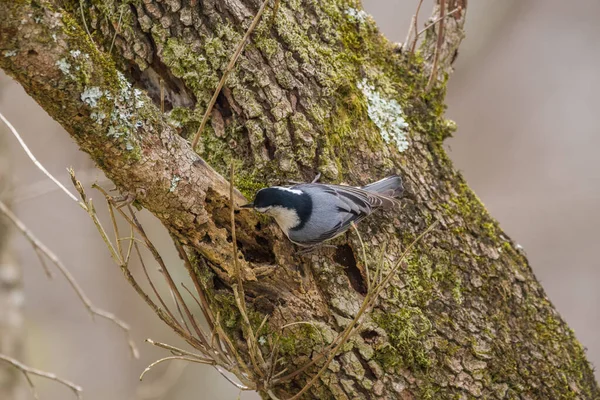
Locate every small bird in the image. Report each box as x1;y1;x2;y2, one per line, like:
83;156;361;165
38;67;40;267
241;175;404;247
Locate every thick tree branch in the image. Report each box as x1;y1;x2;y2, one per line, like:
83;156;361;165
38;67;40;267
1;0;598;399
0;0;263;283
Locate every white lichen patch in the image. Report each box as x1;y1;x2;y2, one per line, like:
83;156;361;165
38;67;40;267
170;175;181;192
69;50;82;58
81;86;104;107
357;78;409;152
3;50;17;58
56;58;71;75
345;7;369;23
90;111;106;125
78;71;144;153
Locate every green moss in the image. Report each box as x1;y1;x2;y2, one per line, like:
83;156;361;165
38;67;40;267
373;307;432;372
234;173;265;201
159;34;219;102
278;324;325;357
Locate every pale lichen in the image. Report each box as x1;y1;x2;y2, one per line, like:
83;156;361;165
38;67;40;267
345;7;369;24
56;58;71;75
90;111;106;125
3;50;17;58
170;175;181;192
80;86;104;107
357;78;409;152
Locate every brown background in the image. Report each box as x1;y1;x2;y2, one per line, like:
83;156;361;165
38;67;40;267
0;1;598;399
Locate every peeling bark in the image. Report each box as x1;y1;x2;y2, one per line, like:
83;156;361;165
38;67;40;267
0;0;598;399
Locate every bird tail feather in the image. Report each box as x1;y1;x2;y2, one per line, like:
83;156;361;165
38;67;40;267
361;175;404;198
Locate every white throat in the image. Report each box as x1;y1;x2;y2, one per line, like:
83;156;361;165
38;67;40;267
264;206;300;234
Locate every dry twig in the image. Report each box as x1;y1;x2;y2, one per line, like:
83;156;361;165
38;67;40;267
191;0;271;148
427;0;446;90
75;173;255;390
0;111;77;202
0;354;83;400
403;0;424;53
0;200;139;358
417;6;462;39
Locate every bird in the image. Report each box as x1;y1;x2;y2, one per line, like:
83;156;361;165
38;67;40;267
240;175;404;247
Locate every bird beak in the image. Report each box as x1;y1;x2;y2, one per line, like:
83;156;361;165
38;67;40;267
239;202;254;209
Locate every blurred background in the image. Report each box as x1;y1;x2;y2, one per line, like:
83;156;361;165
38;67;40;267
1;0;599;398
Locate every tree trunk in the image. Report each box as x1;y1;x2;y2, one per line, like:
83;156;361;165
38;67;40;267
0;127;26;399
1;0;598;399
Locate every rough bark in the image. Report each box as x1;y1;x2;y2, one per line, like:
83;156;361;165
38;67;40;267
0;0;598;399
0;127;26;399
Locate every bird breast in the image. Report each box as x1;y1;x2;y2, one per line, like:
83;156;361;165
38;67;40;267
268;206;301;233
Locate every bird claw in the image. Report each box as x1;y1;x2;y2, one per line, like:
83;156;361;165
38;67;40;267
295;243;337;256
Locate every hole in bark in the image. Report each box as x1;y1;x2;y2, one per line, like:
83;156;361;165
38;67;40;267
255;222;262;231
264;136;276;160
253;295;276;314
27;49;37;56
226;235;232;243
256;235;268;246
202;233;212;244
361;330;379;343
334;244;366;295
216;91;233;118
241;240;275;264
213;276;227;291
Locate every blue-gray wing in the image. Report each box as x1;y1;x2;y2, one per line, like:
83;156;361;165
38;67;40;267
290;184;391;245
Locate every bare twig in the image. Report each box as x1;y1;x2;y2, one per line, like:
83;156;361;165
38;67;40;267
175;242;216;332
0;353;83;400
146;338;204;359
403;0;424;53
191;0;271;148
271;0;281;24
417;6;462;38
350;222;370;290
87;181;256;388
109;5;124;54
0;111;78;202
140;356;214;381
79;0;93;44
159;78;165;114
0;200;139;358
427;0;446;90
229;164;267;377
